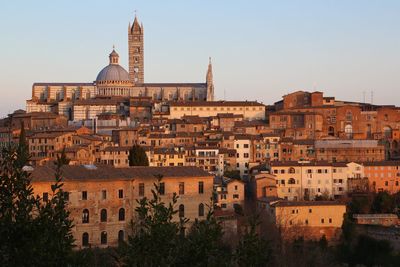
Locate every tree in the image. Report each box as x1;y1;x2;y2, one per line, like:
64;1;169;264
120;175;185;266
371;191;395;213
223;170;241;179
235;215;272;267
128;145;149;166
0;141;74;266
0;144;39;265
16;121;29;168
34;149;74;265
176;202;231;266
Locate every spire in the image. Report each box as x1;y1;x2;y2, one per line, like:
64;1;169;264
207;57;213;82
109;47;119;65
132;11;142;33
206;57;214;101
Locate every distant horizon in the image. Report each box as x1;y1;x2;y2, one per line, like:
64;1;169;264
1;0;400;117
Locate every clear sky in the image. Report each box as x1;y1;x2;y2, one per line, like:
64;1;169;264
1;0;400;117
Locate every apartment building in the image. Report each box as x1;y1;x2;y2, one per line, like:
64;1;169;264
364;161;400;193
30;165;214;248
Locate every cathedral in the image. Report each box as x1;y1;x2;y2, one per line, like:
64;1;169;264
26;16;215;121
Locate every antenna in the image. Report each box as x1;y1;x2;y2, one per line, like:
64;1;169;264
371;91;374;104
363;91;366;103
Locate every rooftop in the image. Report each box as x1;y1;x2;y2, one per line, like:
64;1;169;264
30;165;211;182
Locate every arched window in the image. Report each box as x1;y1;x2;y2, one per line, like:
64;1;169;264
328;126;335;136
101;231;107;245
288;167;295;174
198;203;204;217
383;126;392;139
100;209;107;222
82;232;89;247
119;208;125;221
288;178;296;185
346;111;353;121
345;124;353;139
82;209;89;223
179;204;185;218
118;230;124;243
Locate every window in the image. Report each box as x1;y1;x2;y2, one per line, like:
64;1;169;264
159;182;165;195
102;190;107;200
101;231;107;245
198;203;205;217
198;181;204;194
118;230;124;243
244;144;249;148
82;209;89;223
119;208;125;221
321;218;325;224
118;189;124;199
309;209;312;213
305;219;308;225
82;191;87;200
43;192;48;202
139;183;145;196
179;182;185;195
329;218;332;223
233;194;239;199
179;204;185;218
82;232;89;247
100;209;107;222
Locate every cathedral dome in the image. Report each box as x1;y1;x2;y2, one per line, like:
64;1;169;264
96;64;130;82
96;48;130;82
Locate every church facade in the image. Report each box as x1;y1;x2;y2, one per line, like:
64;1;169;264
26;16;215;121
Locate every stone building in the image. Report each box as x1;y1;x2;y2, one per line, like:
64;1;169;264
30;165;214;248
26;15;215;122
262;200;346;241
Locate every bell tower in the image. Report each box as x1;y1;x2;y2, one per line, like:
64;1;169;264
206;57;215;101
128;15;144;83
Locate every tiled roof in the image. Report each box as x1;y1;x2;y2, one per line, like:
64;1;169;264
30;165;211;182
362;161;400;166
315;139;382;148
272;200;345;207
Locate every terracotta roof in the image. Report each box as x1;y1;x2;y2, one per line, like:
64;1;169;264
271;200;345;207
103;146;130;152
362;161;400;166
270;160;342;167
30;165;211;182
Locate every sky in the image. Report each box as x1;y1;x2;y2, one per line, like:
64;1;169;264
0;0;400;117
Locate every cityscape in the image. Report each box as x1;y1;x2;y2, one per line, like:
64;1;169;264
1;2;400;266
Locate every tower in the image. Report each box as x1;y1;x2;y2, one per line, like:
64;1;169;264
128;15;144;83
206;57;214;101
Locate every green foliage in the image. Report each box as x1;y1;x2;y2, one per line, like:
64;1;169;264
0;143;74;266
120;175;185;266
16;121;29;168
177;202;231;267
70;248;120;267
128;144;149;166
343;234;399;267
235;215;272;267
371;191;396;213
223;170;241;179
348;193;373;214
